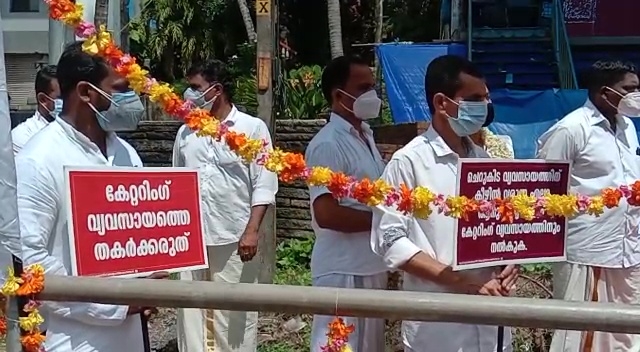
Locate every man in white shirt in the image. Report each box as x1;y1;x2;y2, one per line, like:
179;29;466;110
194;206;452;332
537;61;640;352
371;55;518;352
174;60;278;352
16;41;166;352
306;56;388;352
12;65;61;154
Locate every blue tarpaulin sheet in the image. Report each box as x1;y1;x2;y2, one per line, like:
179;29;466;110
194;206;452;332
375;43;605;158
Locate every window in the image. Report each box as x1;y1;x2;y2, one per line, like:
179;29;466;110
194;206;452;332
10;0;40;13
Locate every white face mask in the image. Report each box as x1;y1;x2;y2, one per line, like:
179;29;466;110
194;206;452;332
184;85;219;111
606;87;640;118
339;89;381;120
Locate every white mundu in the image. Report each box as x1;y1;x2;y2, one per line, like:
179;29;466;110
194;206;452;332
173;105;277;352
538;100;640;352
371;126;513;352
16;118;145;352
306;113;388;352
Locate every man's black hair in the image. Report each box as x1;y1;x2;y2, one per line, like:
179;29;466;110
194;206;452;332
187;59;234;100
425;55;483;114
321;55;369;104
35;65;57;95
586;60;637;95
57;41;111;99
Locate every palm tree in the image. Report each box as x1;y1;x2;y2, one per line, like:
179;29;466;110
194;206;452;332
94;0;109;27
237;0;257;42
327;0;344;58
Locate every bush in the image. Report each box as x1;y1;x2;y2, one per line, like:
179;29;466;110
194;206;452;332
283;65;328;119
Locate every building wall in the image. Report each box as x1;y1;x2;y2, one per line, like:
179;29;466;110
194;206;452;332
564;0;640;38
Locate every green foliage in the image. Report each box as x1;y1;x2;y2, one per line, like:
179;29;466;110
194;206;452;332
234;75;259;117
283;66;328;119
521;263;552;275
276;238;314;270
228;42;258;78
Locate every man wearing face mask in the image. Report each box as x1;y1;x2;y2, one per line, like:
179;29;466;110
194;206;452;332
174;60;277;352
371;55;517;352
538;61;640;352
305;56;388;352
14;41;166;352
12;65;61;154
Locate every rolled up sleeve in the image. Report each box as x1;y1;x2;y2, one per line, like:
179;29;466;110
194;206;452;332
250;120;277;206
16;157;129;326
371;157;422;269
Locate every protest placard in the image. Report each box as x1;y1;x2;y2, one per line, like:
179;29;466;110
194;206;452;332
453;159;571;270
65;167;208;277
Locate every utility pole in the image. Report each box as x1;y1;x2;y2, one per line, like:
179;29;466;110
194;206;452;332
256;0;276;284
48;17;68;64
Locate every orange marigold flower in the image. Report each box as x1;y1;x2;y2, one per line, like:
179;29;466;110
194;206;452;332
279;153;307;183
628;181;640;206
21;331;45;352
351;179;376;205
601;187;623;208
396;183;414;214
17;266;45;296
327;317;354;340
327;173;351;199
495;198;515;223
0;315;6;335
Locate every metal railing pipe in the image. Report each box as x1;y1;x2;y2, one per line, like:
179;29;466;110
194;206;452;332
40;275;640;334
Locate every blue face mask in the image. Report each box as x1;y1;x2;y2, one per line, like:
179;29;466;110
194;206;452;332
100;91;145;131
41;95;63;119
87;86;144;132
53;99;63;116
447;98;489;137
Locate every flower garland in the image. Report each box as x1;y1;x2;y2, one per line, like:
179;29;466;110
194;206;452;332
0;264;46;352
482;128;514;159
43;0;640;224
321;317;354;352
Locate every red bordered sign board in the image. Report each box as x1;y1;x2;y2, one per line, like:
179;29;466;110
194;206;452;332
65;166;208;277
453;159;571;270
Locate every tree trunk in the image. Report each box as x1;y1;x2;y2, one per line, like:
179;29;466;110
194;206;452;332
237;0;257;42
94;0;109;28
373;0;383;76
327;0;344;58
120;0;130;52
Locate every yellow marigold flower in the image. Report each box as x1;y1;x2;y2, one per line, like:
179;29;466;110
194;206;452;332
412;187;436;219
308;167;333;186
1;268;23;296
19;310;44;332
511;192;537;221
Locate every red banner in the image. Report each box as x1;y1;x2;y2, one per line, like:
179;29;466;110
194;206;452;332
65;167;208;277
453;160;570;270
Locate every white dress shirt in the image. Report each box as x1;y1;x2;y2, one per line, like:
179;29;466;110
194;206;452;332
11;111;51;154
537;100;640;268
172;105;278;246
306;113;388;278
371;126;511;352
16;118;144;352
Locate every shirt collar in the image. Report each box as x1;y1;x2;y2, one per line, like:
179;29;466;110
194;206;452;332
34;111;51;124
424;124;484;158
329;112;373;137
222;105;239;125
584;99;629;128
55;117;119;155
